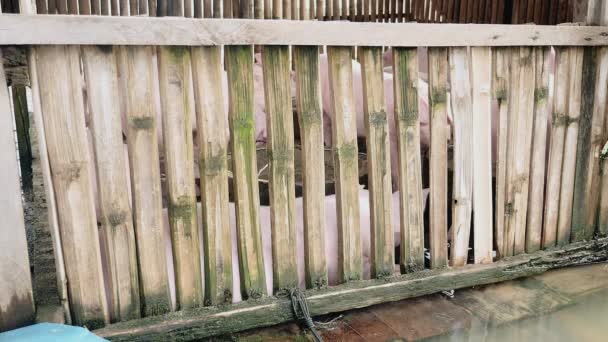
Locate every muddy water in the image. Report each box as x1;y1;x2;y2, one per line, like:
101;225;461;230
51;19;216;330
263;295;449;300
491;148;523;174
429;289;608;342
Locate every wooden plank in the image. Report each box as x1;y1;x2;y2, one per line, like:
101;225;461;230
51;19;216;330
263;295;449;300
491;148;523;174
493;47;510;259
327;46;363;282
0;52;35;333
557;47;584;245
225;45;267;298
191;46;233;305
262;45;299;292
273;0;282;17
392;47;424;273
157;46;203;310
428;47;449;269
525;47;551;253
471;47;493;264
543;47;570;249
35;45;108;328
448;47;473;267
119;46;172;316
359;47;394;278
504;47;536;256
572;46;608;241
96;237;608;341
293;46;328;288
81;45;140;322
4;16;608;46
19;0;72;323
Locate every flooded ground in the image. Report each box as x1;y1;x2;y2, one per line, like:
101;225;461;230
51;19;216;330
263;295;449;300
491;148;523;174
430;288;608;342
426;290;608;342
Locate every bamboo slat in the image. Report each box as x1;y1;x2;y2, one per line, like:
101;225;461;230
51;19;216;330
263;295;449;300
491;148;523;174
262;45;299;292
557;47;584;245
493;48;510;259
504;47;536;256
225;45;267;298
119;46;172;316
130;0;139;15
471;46;493;264
294;46;328;288
543;47;570;248
392;47;425;273
327;46;363;282
191;46;233;305
360;47;394;278
428;47;449;269
448;47;473;267
35;45;108;328
157;46;203;310
81;45;140;322
573;46;608;241
525;47;551;253
19;0;72;323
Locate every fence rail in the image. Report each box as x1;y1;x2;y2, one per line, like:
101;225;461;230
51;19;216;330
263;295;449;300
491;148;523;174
0;15;607;46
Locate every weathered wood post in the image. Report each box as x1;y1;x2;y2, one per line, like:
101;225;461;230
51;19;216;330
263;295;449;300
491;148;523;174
0;51;35;333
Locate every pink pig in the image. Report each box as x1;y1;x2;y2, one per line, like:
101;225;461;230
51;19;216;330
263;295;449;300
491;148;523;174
319;52;439;186
160;187;429;305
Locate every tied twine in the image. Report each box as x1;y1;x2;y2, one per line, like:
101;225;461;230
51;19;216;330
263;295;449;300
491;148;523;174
290;288;323;342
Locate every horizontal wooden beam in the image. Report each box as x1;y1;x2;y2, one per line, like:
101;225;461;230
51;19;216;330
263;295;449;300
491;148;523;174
0;15;608;46
95;237;608;341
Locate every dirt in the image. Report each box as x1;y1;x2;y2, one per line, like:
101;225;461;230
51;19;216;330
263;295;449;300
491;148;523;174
22;120;60;308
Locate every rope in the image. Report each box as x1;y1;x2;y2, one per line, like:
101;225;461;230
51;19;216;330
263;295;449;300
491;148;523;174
290;288;323;342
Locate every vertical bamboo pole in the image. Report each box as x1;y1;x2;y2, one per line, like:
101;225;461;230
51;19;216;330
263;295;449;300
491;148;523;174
225;0;233;17
393;48;424;273
120;0;129;15
255;0;263;18
157;46;203;310
120;46;172;316
274;0;281;17
526;47;551;253
130;0;139;14
294;46;328;288
448;47;473;267
214;0;221;17
504;47;536;256
543;47;570;249
262;46;299;292
48;0;57;13
285;0;292;18
35;45;108;328
0;52;35;333
225;45;267;299
19;0;72;324
36;0;48;13
598;3;608;238
471;47;493;264
82;45;141;322
493;48;510;259
317;0;324;19
571;45;597;242
557;47;584;245
360;47;394;278
327;46;363;282
191;46;233;305
138;0;148;15
428;48;449;269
